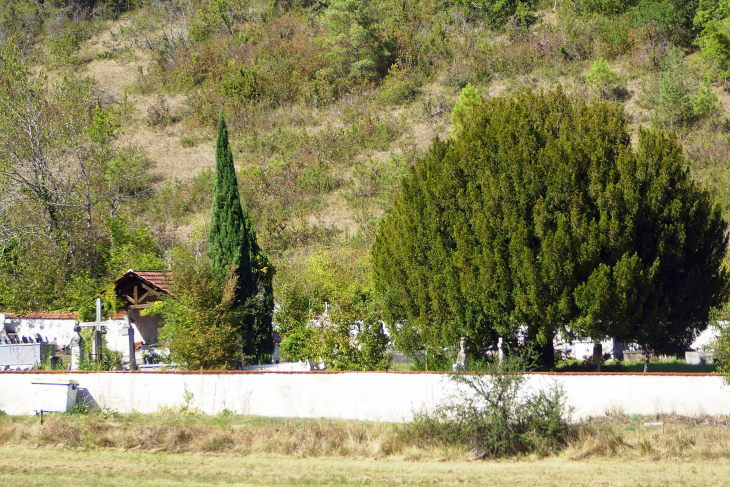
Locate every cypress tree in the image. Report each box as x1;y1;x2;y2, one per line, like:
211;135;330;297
209;112;274;363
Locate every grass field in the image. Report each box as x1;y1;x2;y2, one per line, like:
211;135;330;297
3;412;730;486
2;447;730;486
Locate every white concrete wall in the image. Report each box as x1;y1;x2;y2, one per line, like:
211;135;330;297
1;372;729;421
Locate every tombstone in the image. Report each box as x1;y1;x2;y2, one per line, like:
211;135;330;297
120;318;137;371
497;337;504;363
453;336;468;371
70;326;83;371
272;342;280;364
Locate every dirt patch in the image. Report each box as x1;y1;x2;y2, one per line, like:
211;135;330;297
306;192;359;236
128;123;216;179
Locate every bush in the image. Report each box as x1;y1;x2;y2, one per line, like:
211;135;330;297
147;246;244;370
585;57;618;99
410;350;572;457
714;322;730;381
146;95;174;128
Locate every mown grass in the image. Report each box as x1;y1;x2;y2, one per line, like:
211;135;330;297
2;448;730;487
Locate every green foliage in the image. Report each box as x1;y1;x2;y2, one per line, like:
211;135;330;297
628;0;700;46
297;164;339;194
645;49;695;128
276;250;390;370
378;63;422;105
409;350;571;457
695;0;730;85
580;0;639;15
0;42;158;314
714;323;730;381
65;403;90;415
0;0;45;51
450;83;482;137
692;79;720;118
77;335;123;371
148;246;244;370
373;88;730;367
453;0;537;29
106;217;166;276
323;0;395;82
209;113;275;363
87;105;120;145
48;22;90;63
585;57;618;99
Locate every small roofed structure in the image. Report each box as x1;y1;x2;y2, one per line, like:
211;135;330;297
113;270;172;345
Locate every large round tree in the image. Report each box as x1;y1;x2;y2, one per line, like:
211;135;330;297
372;88;729;367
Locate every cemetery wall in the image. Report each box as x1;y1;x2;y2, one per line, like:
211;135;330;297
0;372;729;421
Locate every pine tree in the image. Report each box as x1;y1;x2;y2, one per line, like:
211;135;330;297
209;112;274;363
450;83;482;136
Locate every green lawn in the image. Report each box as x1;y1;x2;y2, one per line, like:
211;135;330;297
1;447;729;486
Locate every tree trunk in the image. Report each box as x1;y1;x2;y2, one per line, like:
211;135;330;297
593;342;602;372
538;339;555;369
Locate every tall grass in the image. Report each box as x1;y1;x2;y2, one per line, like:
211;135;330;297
2;411;730;461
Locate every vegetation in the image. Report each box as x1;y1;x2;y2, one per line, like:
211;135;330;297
208;112;274;364
373;88;729;367
413;350;571;458
0;0;730;369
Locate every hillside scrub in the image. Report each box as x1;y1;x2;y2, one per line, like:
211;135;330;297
0;0;730;371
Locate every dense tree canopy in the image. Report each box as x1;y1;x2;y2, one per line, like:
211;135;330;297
372;88;729;366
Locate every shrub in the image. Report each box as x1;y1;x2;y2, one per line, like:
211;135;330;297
146;95;174;128
147;247;243;370
693;79;721;118
48;22;90;63
410;350;572;457
585;57;618;99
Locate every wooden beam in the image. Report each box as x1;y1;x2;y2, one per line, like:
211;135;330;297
140;283;156;293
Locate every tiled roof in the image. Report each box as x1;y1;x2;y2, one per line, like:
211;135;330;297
117;270;172;294
2;312;78;320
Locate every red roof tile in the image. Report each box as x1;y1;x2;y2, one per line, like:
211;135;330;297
116;270;172;294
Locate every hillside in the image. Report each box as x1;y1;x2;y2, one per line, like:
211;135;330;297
1;0;730;363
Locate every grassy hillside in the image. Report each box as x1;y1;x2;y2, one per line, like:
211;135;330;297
1;0;730;363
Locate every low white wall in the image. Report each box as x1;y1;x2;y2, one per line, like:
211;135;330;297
1;372;729;421
5;318;78;348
